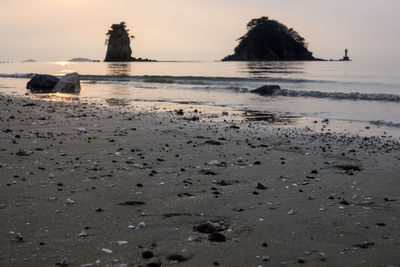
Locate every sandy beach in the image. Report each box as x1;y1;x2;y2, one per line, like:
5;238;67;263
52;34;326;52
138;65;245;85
0;93;399;267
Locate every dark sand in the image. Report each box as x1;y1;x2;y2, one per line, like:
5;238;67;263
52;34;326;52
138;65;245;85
0;93;399;267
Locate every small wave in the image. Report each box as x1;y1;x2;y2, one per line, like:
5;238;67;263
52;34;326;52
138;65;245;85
142;77;174;84
226;87;249;93
3;73;398;103
182;86;249;93
369;120;400;128
105;98;129;106
278;89;400;103
0;73;34;78
124;98;211;106
1;72;334;85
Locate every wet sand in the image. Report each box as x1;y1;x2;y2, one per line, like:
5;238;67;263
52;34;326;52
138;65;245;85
0;93;399;267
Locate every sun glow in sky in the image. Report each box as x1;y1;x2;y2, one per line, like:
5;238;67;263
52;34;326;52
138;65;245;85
0;0;399;62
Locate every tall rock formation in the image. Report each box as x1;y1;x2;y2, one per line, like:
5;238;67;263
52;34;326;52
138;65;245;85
104;22;155;62
223;16;318;61
104;22;134;62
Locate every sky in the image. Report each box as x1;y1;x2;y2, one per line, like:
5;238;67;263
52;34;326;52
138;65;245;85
0;0;399;62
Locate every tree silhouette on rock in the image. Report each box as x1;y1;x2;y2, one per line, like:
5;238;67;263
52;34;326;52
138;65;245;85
104;22;154;62
223;16;318;61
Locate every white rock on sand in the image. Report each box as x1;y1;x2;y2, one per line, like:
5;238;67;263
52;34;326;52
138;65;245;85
53;72;81;93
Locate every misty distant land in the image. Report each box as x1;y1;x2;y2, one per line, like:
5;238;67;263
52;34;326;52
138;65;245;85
22;59;36;63
69;58;100;62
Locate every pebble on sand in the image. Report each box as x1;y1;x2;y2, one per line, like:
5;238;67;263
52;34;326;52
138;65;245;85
142;249;154;259
166;253;188;262
208;232;227;242
194;222;217;234
101;248;112;254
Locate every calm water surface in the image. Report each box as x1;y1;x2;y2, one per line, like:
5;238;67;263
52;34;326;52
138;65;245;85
1;61;399;135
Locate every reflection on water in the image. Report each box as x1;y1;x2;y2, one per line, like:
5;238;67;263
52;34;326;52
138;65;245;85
245;61;305;77
106;98;129;106
108;84;133;97
241;109;300;124
55;61;69;67
106;63;133;96
31;93;80;103
2;61;400;136
107;63;131;76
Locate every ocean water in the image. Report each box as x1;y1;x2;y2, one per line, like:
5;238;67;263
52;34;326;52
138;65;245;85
1;61;400;136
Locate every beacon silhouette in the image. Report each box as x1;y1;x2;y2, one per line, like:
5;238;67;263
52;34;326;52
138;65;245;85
342;49;350;61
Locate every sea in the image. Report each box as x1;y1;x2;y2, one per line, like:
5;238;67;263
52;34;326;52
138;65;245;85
1;60;400;137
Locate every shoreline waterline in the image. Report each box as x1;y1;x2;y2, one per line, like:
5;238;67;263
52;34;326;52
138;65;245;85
1;60;400;138
3;89;400;139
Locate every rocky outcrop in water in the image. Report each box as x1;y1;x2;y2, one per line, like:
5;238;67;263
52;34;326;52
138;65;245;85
104;22;154;62
26;75;60;92
26;73;81;93
223;16;318;61
251;85;281;95
104;22;133;62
